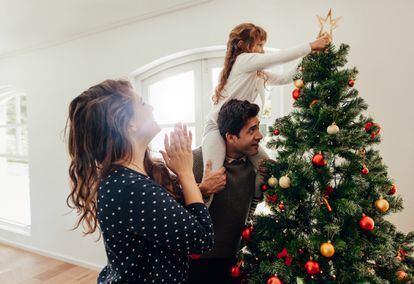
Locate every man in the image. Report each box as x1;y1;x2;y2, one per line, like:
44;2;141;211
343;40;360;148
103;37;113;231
189;99;264;284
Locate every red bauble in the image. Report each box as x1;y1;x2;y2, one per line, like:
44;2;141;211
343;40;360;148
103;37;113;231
359;214;375;231
189;254;201;259
312;153;327;167
292;88;301;100
267;275;282;284
242;226;253;241
266;194;278;204
273;129;280;136
261;184;269;192
348;79;355;87
231;265;241;278
304;260;321;275
361;166;369;175
278;202;285;210
388;184;397;195
325;186;334;196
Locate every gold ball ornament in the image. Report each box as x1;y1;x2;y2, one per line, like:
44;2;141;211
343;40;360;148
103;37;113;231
396;270;408;281
268;176;278;187
375;197;389;213
294;79;304;89
279;175;291;189
320;241;335;257
327;123;340;135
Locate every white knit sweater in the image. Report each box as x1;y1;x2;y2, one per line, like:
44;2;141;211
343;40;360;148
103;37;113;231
205;43;312;126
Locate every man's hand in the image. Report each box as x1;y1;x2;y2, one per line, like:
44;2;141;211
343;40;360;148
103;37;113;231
199;160;226;197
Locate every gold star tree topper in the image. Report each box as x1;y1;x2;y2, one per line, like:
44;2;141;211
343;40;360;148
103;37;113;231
317;9;341;39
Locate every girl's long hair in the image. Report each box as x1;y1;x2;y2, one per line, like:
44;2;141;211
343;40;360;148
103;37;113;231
65;79;181;235
213;23;267;104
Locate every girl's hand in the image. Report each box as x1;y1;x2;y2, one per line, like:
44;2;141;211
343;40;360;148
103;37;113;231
160;123;193;178
310;33;331;51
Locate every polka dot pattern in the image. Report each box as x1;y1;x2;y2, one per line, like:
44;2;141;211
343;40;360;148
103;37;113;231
97;166;214;283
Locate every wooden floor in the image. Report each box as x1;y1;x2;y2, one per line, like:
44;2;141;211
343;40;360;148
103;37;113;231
0;243;99;284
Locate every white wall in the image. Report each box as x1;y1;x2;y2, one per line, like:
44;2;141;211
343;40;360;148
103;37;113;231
0;0;413;269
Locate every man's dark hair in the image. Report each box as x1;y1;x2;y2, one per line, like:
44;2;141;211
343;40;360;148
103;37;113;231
217;99;260;140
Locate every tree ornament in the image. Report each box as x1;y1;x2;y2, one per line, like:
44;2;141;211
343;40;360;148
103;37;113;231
292;88;301;100
294;79;304;89
361;165;369;175
305;260;321;275
388;184;397;195
231;265;241;278
242;226;253;241
309;99;319;108
359;214;375;231
320;241;335;257
327;122;340;135
278;201;285;211
396;270;408;281
348;79;355;87
261;184;269;192
268;176;279;187
312;152;327;167
375;197;390;213
267;275;282;284
325;185;334;196
279;175;291;189
273;129;280;136
364;121;374;131
266;194;278;204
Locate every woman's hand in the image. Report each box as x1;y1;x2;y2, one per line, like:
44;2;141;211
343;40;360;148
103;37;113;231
160;123;193;179
310;33;331;51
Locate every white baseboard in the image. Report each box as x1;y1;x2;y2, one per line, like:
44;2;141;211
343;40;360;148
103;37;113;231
0;237;102;271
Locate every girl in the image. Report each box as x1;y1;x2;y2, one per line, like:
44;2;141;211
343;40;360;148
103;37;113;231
202;23;331;205
66;79;213;283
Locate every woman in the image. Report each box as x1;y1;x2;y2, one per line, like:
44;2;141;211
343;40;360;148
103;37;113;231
66;79;214;283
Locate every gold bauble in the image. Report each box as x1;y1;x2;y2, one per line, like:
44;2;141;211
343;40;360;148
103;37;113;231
279;175;291;189
396;270;407;281
327;123;340;135
375;197;389;213
320;241;335;257
268;176;278;187
294;79;304;89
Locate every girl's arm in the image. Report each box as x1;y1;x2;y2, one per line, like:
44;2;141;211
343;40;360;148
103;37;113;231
234;43;311;73
263;62;300;86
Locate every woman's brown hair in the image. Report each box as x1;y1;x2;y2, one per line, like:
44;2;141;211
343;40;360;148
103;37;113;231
66;79;181;235
213;23;267;104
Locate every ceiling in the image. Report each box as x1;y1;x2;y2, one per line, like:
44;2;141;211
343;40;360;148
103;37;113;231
0;0;210;58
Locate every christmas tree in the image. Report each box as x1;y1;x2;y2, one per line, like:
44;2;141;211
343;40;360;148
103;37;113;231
235;13;414;284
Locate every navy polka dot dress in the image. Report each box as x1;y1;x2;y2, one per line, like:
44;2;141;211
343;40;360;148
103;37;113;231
97;166;214;283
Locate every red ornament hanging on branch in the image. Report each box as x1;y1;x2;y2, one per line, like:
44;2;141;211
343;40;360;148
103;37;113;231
304;260;321;275
273;129;280;136
312;152;327;167
241;226;253;241
231;265;241;278
348;79;355;87
359;214;375;231
267;275;282;284
361;164;369;175
292;88;301;100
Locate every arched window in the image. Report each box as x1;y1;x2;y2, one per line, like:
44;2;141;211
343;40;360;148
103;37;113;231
132;47;284;155
0;86;31;234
